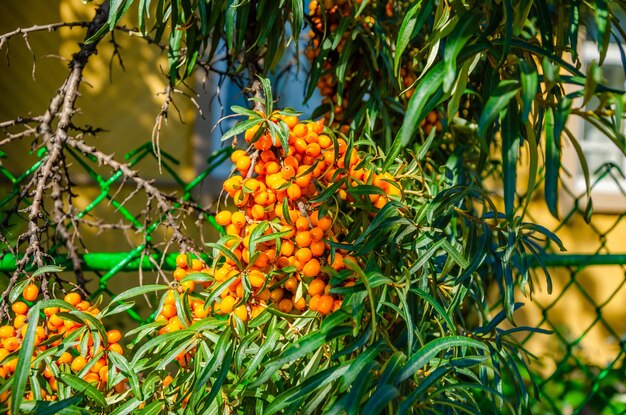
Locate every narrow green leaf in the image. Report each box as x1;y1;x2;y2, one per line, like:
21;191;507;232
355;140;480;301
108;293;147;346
519;61;537;121
395;336;488;383
59;373;107;408
11;303;40;415
32;265;65;277
394;0;434;74
477;80;520;139
544;107;560;218
110;284;169;304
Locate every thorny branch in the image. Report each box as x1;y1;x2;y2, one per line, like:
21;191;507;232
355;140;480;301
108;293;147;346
0;1;201;318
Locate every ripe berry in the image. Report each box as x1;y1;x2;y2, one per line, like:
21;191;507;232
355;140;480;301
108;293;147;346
22;284;39;302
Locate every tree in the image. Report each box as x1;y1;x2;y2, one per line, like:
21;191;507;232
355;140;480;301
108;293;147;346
0;0;625;413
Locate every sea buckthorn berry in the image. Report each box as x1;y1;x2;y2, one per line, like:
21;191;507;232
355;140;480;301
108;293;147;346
44;307;59;317
283;116;299;128
295;217;310;231
107;330;122;344
231;149;247;163
161;303;177;319
302;259;321;277
58;352;73;365
317;216;332;231
309;294;321;311
13;314;26;329
215;210;232;226
295;247;313;263
278;299;294;313
173;268;187;281
308;278;326;296
234;305;248;322
11;302;28;315
295;231;312;247
0;326;15;339
294;297;307;311
231;212;246;228
293;124;307;137
220;296;236;314
317;295;334;315
109;343;124;355
76;301;90;311
191;259;204;271
287;184;302;200
2;337;18;352
23;283;39;302
285;276;299;292
71;356;87;372
176;253;188;268
64;292;82;306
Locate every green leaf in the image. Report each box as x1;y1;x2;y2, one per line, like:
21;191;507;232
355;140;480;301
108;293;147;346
443;13;480;92
32;265;65;277
11;302;40;415
59;373;107;408
221;118;265;142
544;107;560;219
502;101;520;219
19;395;85;415
477;80;520;139
519;61;537;121
395;336;488;383
206;242;243;270
265;363;351;415
291;0;303;42
384;62;446;170
109;284;169;304
594;0;610;63
394;0;434;74
9;278;29;303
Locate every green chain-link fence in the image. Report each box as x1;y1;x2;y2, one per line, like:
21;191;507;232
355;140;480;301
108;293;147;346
0;142;230;322
523;164;626;415
2;143;626;413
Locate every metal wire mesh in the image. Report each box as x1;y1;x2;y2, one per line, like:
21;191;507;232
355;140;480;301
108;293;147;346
0;142;230;322
523;165;626;415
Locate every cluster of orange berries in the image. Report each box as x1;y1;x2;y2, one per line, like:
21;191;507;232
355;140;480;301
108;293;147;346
0;283;126;405
203;113;401;323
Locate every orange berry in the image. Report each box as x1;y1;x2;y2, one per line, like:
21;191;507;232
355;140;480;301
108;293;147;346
293;124;307;138
71;356;87;372
236;156;251;172
302;259;321;277
295;247;313;263
215;210;233;226
309;294;321;311
231;211;246;228
309;240;325;258
0;326;15;339
318;216;332;231
106;330;122;344
64;292;82;306
176;253;188;268
287;184;302;200
278;299;294;313
22;284;39;302
294;297;307;311
308;278;326;296
295;217;310;231
270;288;285;302
251;204;266;220
318;135;331;148
76;301;90;311
230;149;247;163
219;296;236;314
84;373;100;384
318;295;334;315
285;276;299;292
248;270;266;288
13;314;26;329
58;352;73;364
161;303;177;319
295;231;312;247
234;305;248;322
329;253;344;270
43;307;59;317
109;343;124;355
173;268;187;281
2;337;18;352
283;116;299;129
306;143;321;157
280;240;295;257
11;302;28;315
310;227;324;241
179;280;195;292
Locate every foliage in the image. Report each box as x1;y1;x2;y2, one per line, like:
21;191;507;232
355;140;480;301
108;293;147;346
1;0;626;414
